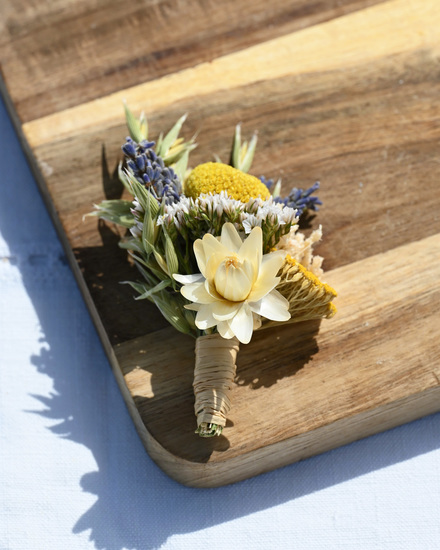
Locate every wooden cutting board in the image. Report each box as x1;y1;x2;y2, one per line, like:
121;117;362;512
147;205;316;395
1;0;440;487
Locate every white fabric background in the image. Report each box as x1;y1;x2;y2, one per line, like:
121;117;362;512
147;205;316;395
1;94;439;550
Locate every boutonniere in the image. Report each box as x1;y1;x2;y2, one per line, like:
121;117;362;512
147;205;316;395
90;106;337;437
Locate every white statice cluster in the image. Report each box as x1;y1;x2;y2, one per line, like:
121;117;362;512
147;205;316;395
130;190;323;276
156;192;242;231
241;197;298;233
156;191;298;238
277;225;324;277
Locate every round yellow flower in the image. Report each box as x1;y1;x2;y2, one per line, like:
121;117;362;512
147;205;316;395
185;162;271;203
173;223;290;344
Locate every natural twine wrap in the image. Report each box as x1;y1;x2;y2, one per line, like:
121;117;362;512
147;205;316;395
194;333;240;437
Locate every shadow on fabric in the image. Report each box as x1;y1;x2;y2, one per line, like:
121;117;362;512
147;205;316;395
1;93;440;550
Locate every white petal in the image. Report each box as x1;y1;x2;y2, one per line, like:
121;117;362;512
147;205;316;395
211;301;240;321
180;282;217;304
250;289;290;321
195;304;218;330
184;303;200;311
205;279;224;301
228;302;254;344
193;239;207;277
201;232;230;262
241;257;256;288
173;272;204;284
238;226;262;283
253;313;262;330
217;320;236;339
260;250;285;277
220;222;242;253
247;251;285;302
205;251;227;283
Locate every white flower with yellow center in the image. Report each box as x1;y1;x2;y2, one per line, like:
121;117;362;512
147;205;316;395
173;223;291;344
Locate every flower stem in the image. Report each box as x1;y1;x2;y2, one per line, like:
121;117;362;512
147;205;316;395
193;333;240;437
195;423;223;437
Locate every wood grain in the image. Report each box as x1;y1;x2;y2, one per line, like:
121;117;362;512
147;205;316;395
27;44;440;342
1;0;440;485
115;234;440;486
21;0;440;147
0;0;385;122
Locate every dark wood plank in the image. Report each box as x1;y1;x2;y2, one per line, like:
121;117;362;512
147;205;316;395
0;0;386;122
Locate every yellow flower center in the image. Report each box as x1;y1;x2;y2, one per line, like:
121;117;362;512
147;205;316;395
224;255;241;269
214;254;253;302
185;162;271;202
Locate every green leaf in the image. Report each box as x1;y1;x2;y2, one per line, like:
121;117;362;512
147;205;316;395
145;261;169;282
163;227;179;276
231;123;242;168
153;250;169;276
272;178;282;198
230;123;258;172
133;260;159;286
124;171;146;207
120;280;149;296
118;238;144;254
133;279;171;300
184;308;197;331
158;114;187;157
151;293;192;335
121;277;172;303
118;162;133;194
98;199;133;213
240;131;258;173
139;111;148;140
125;172;159;217
163;141;197;166
123;102;146;142
88;199;135;228
146;188;160;221
97;212;134;227
132;252;167;279
142;204;155;254
156;132;163;154
172;149;190;184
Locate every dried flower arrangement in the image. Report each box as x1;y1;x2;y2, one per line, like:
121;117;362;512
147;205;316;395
90;106;337;437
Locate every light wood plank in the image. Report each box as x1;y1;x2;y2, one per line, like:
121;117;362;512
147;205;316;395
114;233;440;486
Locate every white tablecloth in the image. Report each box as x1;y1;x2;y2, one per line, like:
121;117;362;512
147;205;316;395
1;95;439;550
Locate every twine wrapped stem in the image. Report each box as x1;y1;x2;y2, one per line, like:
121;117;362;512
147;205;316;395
194;333;240;437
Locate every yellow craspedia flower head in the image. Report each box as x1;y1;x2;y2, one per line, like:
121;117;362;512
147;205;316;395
185;162;271;202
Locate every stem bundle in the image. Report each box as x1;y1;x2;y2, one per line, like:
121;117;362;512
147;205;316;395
194;334;240;437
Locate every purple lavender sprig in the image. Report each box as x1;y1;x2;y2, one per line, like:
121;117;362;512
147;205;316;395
260;177;322;217
122;137;182;205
